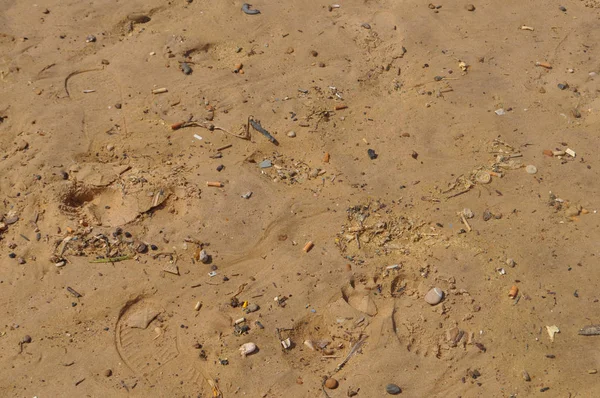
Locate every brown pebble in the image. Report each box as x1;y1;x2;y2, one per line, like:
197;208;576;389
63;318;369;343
323;348;334;355
286;47;294;54
104;369;113;377
466;4;475;11
310;50;318;57
234;63;243;72
324;378;338;389
522;370;531;382
588;369;598;374
22;335;32;344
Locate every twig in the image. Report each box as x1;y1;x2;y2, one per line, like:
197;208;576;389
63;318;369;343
446;188;471;199
460;214;472;232
64;68;102;97
334;335;367;373
89;255;131;263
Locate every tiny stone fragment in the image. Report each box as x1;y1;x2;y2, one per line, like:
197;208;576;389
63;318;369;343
386;384;401;395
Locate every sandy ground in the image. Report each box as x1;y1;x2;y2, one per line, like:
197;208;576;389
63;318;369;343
1;0;600;397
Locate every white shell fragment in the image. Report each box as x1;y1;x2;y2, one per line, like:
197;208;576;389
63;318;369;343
525;165;537;174
475;171;491;184
565;148;576;157
546;325;560;342
281;338;292;349
239;342;257;357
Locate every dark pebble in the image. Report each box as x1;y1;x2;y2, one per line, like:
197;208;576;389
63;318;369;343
22;335;32;343
483;209;492;221
559;6;566;11
115;103;122;109
181;62;193;75
8;253;16;258
217;164;224;172
557;83;568;90
59;170;69;180
124;232;132;238
368;149;378;160
434;75;443;81
136;242;148;253
361;23;371;29
540;387;550;392
104;369;112;377
150;244;158;251
466;4;475;11
386;383;401;395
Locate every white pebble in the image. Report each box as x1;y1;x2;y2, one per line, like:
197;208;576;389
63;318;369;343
424;287;444;305
239;342;257;357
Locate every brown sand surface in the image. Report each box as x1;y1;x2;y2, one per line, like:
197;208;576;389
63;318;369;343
1;1;600;397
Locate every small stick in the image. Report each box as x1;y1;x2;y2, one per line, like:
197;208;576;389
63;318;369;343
75;378;86;386
334;335;367;373
334;104;348;110
207;181;224;187
446;188;471;199
248;116;279;145
217;144;232;151
521;25;534;31
89;255;131;263
303;241;314;253
67;287;82;298
460;213;472;232
152;87;168;94
535;62;552;69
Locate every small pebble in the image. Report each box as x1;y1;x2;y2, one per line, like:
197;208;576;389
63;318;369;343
522;370;531;382
361;23;371;29
115;103;122;109
310;50;318;57
318;62;326;68
9;253;16;259
506;258;516;267
483;209;492;221
245;303;259;313
22;335;32;344
199;250;210;264
287;131;296;138
368;149;378;160
104;369;113;377
216;164;224;172
466;4;475;11
386;383;402;395
17;257;26;265
557;83;568;90
136;242;148;253
107;144;115;151
588;369;598;374
259;159;272;168
181;62;193;75
425;287;444;305
59;170;69;180
525;165;537;174
86;35;96;43
324;378;339;389
559;6;567;12
462;208;474;219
